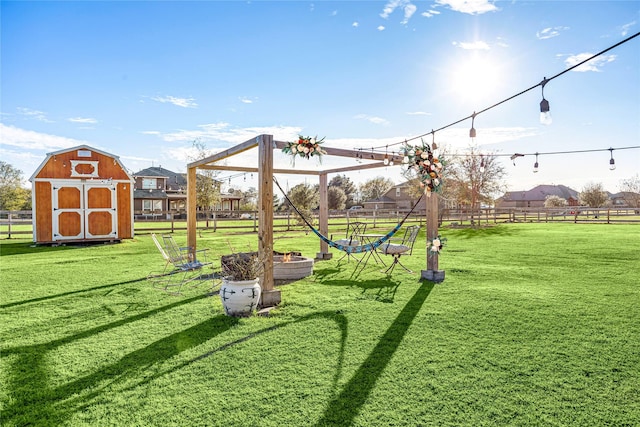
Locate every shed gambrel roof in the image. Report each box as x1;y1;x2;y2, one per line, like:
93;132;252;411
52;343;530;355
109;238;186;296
502;185;579;202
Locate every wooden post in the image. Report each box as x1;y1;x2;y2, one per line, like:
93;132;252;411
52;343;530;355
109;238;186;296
187;166;197;257
421;192;445;282
317;173;332;259
258;134;280;307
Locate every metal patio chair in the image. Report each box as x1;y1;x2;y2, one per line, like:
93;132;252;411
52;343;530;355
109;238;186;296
149;234;214;293
377;225;421;274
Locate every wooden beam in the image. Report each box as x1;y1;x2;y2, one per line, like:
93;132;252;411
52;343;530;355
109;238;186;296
198;164;321;175
187;137;258;169
258;135;280;306
274;140;402;162
317;173;330;258
187;166;197;256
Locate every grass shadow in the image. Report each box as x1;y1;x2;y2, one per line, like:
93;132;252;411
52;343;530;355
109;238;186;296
2;294;230;425
315;281;434;426
0;277;149;309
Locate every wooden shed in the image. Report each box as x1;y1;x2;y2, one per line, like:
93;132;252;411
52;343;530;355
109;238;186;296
29;145;134;244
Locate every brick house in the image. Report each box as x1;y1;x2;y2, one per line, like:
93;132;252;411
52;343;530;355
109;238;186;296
495;184;579;209
132;166;241;218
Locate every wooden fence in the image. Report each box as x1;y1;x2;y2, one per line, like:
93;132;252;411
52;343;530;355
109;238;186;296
2;207;639;239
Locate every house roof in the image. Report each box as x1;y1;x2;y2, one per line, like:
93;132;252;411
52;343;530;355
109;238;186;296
133;166;187;191
502;184;579;202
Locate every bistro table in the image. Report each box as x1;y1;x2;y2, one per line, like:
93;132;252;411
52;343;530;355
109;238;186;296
353;233;388;274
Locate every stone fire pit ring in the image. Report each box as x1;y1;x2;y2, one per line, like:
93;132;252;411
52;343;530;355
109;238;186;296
273;255;314;280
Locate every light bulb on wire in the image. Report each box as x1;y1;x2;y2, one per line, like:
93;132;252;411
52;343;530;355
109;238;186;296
609;148;616;170
533;153;539;173
470;112;477;138
540;77;552;125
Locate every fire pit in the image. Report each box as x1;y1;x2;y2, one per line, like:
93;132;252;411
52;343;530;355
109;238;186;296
273;254;314;280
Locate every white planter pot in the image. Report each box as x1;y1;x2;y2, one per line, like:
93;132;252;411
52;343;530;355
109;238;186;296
220;278;261;316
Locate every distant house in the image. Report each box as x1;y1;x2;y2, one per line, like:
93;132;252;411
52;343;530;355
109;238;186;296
609;191;640;208
132;166;242;218
496;185;579;209
361;182;458;210
133;167;187;218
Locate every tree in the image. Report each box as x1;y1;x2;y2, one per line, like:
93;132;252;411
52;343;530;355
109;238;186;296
329;175;357;207
619;174;640;208
287;183;318;226
579;182;608;207
188;140;221;211
327;186;347;210
445;146;507;225
544;195;568;208
359;176;394;203
240;187;258;210
0;161;31;210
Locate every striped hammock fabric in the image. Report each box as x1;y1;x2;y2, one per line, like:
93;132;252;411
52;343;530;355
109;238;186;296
273;177;422;254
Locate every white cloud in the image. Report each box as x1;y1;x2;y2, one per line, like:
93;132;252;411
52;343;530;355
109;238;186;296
435;0;498;15
536;26;569;40
239;97;254;104
160;122;303;145
377;25;386;31
452;40;490;50
354;114;390;126
352;21;359;27
140;130;161;135
421;10;440;18
17;107;54;123
401;4;417;24
620;21;636;36
380;0;407;19
406;111;431;116
151;95;198;108
68;117;98;124
0;123;84;151
564;53;616;72
331;10;338;16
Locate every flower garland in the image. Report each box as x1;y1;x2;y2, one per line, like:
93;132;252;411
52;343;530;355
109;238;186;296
402;141;444;193
282;135;326;161
427;235;447;253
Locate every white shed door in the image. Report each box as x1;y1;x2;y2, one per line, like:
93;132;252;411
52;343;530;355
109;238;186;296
52;183;118;241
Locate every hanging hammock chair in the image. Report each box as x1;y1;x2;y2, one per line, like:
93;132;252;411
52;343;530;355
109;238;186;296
273;177;424;254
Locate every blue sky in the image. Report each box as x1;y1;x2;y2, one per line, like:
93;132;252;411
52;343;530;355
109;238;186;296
2;0;639;194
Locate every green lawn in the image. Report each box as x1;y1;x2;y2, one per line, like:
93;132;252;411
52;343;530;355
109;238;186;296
1;223;639;426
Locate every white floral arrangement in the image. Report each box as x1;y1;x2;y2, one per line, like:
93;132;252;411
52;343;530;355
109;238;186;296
427;235;447;253
402;141;444;193
282;135;326;161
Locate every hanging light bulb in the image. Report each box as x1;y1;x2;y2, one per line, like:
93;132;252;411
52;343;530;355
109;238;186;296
533;153;539;173
479;155;485;173
609;148;616;170
389;151;395;166
540;77;552;125
470;112;477;138
431;131;437;150
383;145;389;165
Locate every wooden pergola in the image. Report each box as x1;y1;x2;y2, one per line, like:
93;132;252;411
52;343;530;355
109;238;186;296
187;134;442;307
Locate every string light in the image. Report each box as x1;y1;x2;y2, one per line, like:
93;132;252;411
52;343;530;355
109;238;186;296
609;148;616;170
383;145;389;165
469;112;477;138
539;77;552;125
510;153;524;166
389;151;395;166
479;155;485;173
362;32;639;153
533;152;539;173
